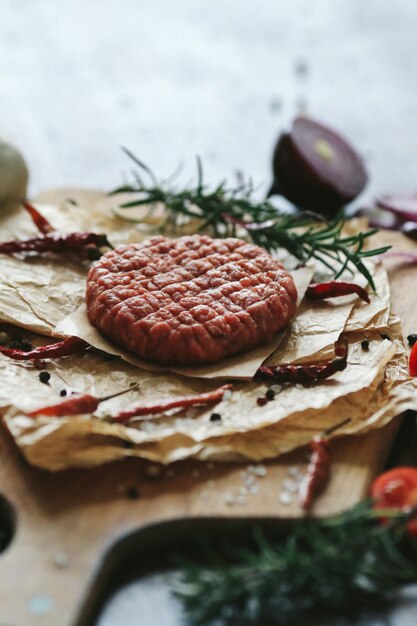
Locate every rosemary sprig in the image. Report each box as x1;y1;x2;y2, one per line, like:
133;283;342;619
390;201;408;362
111;151;390;289
173;502;417;625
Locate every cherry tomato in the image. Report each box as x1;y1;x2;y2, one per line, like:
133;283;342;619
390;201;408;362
409;341;417;377
371;467;417;536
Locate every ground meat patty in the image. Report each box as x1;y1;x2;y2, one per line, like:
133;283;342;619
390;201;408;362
86;235;297;366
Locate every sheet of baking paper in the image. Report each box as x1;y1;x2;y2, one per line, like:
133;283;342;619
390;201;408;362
54;266;313;380
3;316;415;470
0;197;151;332
344;261;391;333
0;191;388;369
264;261;388;365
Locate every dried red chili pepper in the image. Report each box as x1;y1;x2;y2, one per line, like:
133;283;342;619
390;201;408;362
307;281;370;303
256;337;348;384
28;385;138;418
298;417;351;510
111;384;233;424
0;232;111;256
0;336;88;360
22;200;55;234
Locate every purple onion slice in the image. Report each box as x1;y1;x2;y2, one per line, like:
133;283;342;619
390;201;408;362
270;116;368;216
376;194;417;224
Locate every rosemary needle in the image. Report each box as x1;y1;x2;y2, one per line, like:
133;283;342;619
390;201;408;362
111;152;390;290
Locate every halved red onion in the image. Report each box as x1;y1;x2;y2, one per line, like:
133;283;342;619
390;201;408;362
270;116;368;216
380;251;417;263
376;194;417;224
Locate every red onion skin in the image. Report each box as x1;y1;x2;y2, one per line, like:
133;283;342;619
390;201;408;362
376;194;417;224
270;116;368;216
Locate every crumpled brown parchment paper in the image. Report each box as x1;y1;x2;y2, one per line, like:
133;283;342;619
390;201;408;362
0;195;415;470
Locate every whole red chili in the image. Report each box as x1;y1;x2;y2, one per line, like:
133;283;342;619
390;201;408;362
22;200;55;234
28;385;138;418
0;232;111;256
257;337;348;384
307;281;370;303
298;417;351;510
0;336;88;360
298;436;331;510
111;384;233;424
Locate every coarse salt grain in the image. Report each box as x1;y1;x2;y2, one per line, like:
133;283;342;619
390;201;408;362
244;474;256;487
288;466;302;479
223;492;235;506
252;465;267;477
279;492;292;505
282;479;299;493
223;389;233;401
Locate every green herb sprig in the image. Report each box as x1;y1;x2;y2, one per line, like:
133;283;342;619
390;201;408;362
173;502;417;625
111;150;390;289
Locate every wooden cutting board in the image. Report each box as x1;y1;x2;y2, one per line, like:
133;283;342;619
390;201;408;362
0;196;414;625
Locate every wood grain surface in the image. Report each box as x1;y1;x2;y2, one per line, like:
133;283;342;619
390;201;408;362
0;216;413;625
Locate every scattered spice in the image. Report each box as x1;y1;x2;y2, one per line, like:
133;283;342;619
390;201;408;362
361;340;370;351
0;232;111;258
38;371;50;385
257;338;348;385
126;486;140;500
256;397;268;407
9;339;33;351
111;384;232;424
265;388;276;401
307;281;370;304
0;336;88;361
59;389;67;397
380;334;391;341
22;200;55;235
210;412;222;422
298;418;351;510
407;333;417;347
27;385;138;418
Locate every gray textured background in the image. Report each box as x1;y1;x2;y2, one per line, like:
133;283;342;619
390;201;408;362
1;0;417;200
1;1;417;623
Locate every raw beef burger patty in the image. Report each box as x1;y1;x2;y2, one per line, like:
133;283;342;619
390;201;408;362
86;235;297;365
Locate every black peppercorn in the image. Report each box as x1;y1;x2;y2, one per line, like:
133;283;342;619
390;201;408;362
39;371;51;384
210;412;222;422
60;389;67;397
265;388;276;401
380;334;391;341
126;486;140;500
9;339;33;352
361;340;369;351
407;334;417;347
